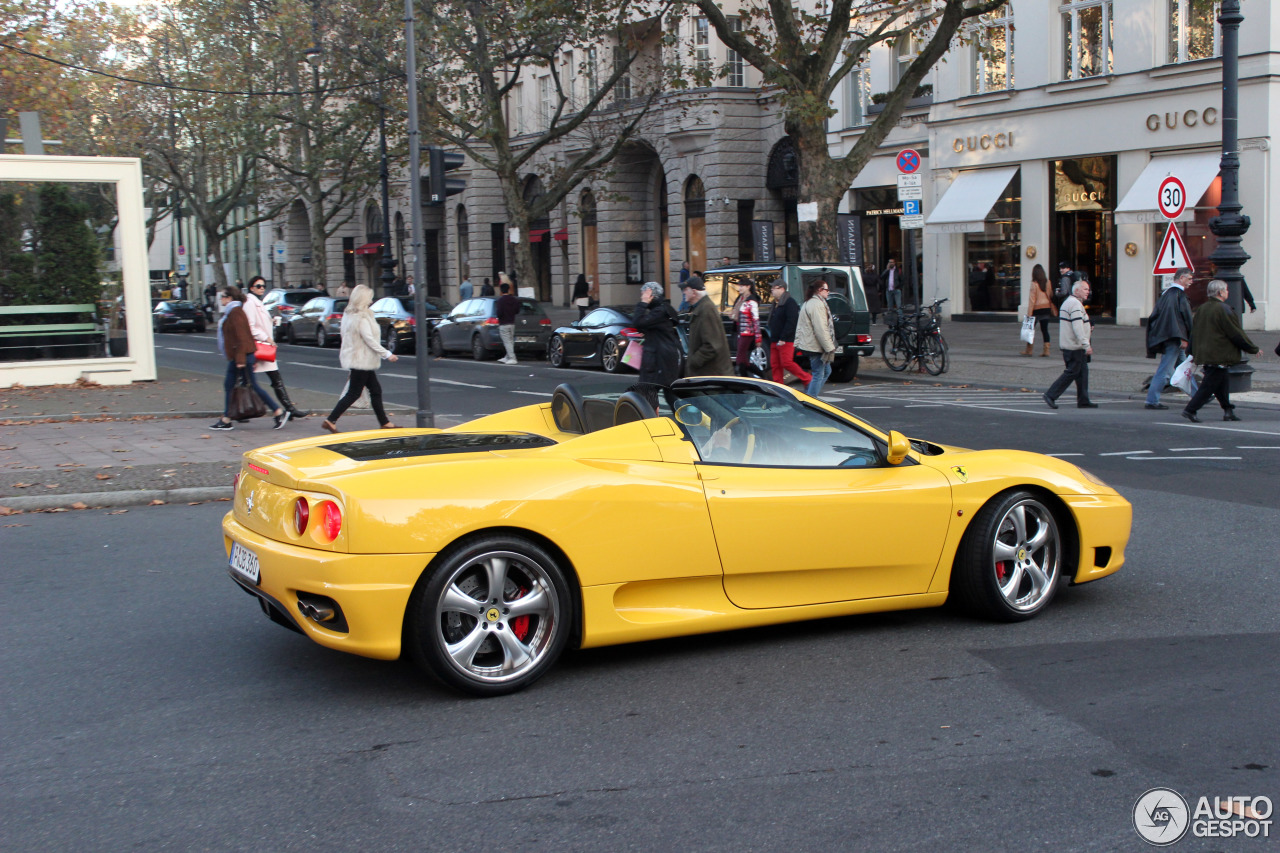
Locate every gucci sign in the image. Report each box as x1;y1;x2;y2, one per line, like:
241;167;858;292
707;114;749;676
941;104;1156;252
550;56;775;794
1146;108;1218;132
952;132;1014;153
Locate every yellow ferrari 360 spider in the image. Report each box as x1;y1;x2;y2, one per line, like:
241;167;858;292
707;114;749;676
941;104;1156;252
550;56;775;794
222;377;1130;696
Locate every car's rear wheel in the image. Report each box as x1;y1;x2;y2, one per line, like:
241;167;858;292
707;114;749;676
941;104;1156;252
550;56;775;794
548;335;567;368
952;490;1063;622
385;328;399;355
601;336;621;373
430;331;446;358
315;326;328;348
407;535;574;696
471;334;490;361
830;354;859;383
287;324;298;345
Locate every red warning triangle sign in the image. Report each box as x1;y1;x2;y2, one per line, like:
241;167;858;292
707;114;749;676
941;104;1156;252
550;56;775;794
1153;222;1193;275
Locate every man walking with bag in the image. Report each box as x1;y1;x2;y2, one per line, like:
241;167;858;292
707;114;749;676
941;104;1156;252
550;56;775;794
1144;268;1197;409
1043;280;1097;409
1182;279;1260;422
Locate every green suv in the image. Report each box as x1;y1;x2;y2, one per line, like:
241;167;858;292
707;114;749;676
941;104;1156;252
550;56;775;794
700;263;873;382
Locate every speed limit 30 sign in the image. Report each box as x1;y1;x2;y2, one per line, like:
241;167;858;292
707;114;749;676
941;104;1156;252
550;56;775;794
1158;176;1187;219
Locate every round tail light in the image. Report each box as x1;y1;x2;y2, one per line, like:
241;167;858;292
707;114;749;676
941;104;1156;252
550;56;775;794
293;497;310;535
318;501;342;541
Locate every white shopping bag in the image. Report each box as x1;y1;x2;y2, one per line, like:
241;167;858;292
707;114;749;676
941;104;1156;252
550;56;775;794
1170;356;1195;395
1020;317;1036;345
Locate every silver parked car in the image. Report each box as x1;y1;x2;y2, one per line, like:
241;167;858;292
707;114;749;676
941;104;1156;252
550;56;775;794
283;296;348;347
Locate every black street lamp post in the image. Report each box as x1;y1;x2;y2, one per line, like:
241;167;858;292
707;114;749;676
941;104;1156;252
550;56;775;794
1207;0;1252;391
377;103;397;298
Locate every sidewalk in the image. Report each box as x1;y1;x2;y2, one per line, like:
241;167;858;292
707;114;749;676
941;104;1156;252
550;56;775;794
2;313;1276;513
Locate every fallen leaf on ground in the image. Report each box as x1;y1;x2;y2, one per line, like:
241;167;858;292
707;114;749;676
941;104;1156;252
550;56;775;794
70;501;88;510
95;473;112;480
108;509;128;515
11;482;31;488
44;484;59;489
199;434;211;439
3;523;28;527
149;499;165;505
0;506;20;515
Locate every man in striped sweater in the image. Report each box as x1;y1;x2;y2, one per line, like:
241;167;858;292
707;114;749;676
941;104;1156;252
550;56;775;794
1043;280;1097;409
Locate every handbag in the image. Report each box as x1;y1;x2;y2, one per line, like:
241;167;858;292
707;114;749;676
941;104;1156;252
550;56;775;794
1170;355;1196;395
254;341;277;362
621;340;644;371
228;370;268;420
1020;317;1036;345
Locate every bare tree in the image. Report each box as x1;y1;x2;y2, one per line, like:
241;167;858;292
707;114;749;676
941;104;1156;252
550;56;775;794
693;0;1004;259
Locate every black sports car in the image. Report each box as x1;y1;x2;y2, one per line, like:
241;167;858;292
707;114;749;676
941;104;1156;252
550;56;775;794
152;300;206;333
372;295;453;354
546;306;647;373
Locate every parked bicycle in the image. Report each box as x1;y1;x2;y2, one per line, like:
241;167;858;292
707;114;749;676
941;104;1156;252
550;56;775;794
881;298;949;375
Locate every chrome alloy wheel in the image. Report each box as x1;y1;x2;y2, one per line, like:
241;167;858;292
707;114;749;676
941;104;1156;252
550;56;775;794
989;499;1061;613
433;549;561;685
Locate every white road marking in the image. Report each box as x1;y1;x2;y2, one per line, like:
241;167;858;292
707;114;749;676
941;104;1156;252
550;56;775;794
1046;453;1084;457
1161;423;1280;437
847;406;891;410
511;390;551;397
904;404;943;408
1100;450;1151;456
430;378;496;389
164;347;212;354
286;361;344;370
1169;447;1221;451
1128;456;1242;461
1237;446;1280;450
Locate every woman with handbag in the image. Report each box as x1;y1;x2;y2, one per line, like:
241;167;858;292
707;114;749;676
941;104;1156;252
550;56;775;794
1024;264;1057;357
211;285;289;431
731;278;763;377
243;275;308;419
321;284;399;433
630;282;680;409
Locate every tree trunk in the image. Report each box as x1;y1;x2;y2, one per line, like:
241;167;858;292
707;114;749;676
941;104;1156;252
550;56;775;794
791;121;844;263
308;198;329;293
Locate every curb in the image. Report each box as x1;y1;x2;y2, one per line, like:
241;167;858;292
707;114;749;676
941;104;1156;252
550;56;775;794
0;486;233;512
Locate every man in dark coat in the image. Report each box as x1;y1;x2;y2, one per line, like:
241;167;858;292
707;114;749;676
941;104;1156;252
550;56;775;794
1144;268;1196;409
680;275;732;376
632;282;681;407
1182;279;1260;422
766;279;811;386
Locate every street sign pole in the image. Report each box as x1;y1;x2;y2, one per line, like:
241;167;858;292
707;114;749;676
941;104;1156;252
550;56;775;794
405;0;433;427
896;152;924;306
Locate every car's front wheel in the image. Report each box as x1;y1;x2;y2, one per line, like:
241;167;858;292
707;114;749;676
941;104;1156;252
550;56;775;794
407;535;574;696
430;331;446;358
548;335;567;368
952;490;1064;622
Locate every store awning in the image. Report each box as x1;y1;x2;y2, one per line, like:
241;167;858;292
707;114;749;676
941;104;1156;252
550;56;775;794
552;228;569;242
1114;151;1220;224
354;242;383;255
925;166;1020;234
528;229;550;243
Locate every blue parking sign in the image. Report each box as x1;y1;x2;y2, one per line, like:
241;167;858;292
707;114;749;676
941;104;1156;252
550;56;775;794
903;200;920;216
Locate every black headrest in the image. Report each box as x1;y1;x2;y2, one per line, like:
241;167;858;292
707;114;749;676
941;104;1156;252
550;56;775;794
614;391;657;426
550;384;586;434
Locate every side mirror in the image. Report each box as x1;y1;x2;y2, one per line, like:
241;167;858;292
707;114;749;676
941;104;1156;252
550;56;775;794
885;430;911;466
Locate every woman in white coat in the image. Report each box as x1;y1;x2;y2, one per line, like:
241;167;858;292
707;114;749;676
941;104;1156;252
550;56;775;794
321;285;399;432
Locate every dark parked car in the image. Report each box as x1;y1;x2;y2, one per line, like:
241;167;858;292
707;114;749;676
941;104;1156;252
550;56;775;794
152;300;206;333
700;263;873;382
430;296;552;360
547;306;646;374
372;295;454;354
262;288;324;341
283;296;348;347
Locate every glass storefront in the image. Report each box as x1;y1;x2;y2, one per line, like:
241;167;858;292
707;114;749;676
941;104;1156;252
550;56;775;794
963;171;1022;312
1052;156;1117;319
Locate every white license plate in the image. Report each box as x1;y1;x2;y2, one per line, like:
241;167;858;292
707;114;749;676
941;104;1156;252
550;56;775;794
229;542;260;584
516;335;537;343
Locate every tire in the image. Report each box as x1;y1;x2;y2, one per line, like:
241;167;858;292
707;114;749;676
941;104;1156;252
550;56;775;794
406;535;574;696
287;324;298;345
881;330;910;372
951;490;1064;622
921;334;947;375
385;328;399;355
472;334;490;361
600;336;622;373
830;354;859;383
315;326;328;348
431;332;446;358
548;335;567;368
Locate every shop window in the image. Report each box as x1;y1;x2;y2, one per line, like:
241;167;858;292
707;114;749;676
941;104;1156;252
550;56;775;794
1052;157;1117;319
971;5;1014;94
963;171;1021;313
1060;0;1113;80
1168;0;1220;64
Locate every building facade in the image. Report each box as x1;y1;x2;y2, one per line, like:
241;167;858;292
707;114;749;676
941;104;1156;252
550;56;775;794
267;1;1275;330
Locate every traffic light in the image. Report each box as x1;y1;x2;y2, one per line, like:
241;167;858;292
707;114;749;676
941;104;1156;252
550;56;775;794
424;145;466;206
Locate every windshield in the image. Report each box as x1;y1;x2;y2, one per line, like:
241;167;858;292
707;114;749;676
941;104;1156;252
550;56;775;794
665;384;883;468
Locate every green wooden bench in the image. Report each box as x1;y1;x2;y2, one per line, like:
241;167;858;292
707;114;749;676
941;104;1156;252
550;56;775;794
0;304;107;359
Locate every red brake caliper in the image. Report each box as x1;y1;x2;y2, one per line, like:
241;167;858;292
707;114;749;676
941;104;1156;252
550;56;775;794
996;562;1010;582
510;584;531;641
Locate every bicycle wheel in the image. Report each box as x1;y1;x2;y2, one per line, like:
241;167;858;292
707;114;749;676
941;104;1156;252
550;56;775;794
881;330;910;372
921;333;948;375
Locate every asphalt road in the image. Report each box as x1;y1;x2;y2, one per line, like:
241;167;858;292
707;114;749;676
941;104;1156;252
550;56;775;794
2;335;1276;850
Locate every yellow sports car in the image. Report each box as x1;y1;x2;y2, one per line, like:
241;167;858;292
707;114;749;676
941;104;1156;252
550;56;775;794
222;377;1130;696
